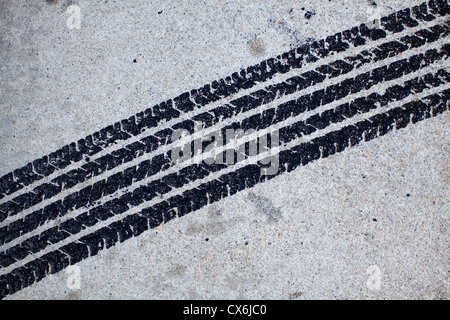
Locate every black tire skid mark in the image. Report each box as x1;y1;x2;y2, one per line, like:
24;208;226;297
0;0;447;202
1;43;448;249
1;88;448;299
1;1;448;297
1;22;448;223
1;66;449;271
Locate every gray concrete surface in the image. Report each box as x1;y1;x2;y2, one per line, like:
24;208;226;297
0;0;448;299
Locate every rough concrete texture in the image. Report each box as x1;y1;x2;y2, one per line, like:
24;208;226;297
0;0;448;299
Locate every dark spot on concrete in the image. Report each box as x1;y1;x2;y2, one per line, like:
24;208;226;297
168;264;186;277
269;19;304;48
373;218;377;222
304;10;316;19
46;0;59;5
133;58;137;63
158;10;163;14
66;290;81;300
60;0;77;12
247;191;282;222
289;291;303;299
244;241;248;245
208;205;222;219
248;38;266;57
85;157;90;162
205;238;209;241
406;193;410;197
